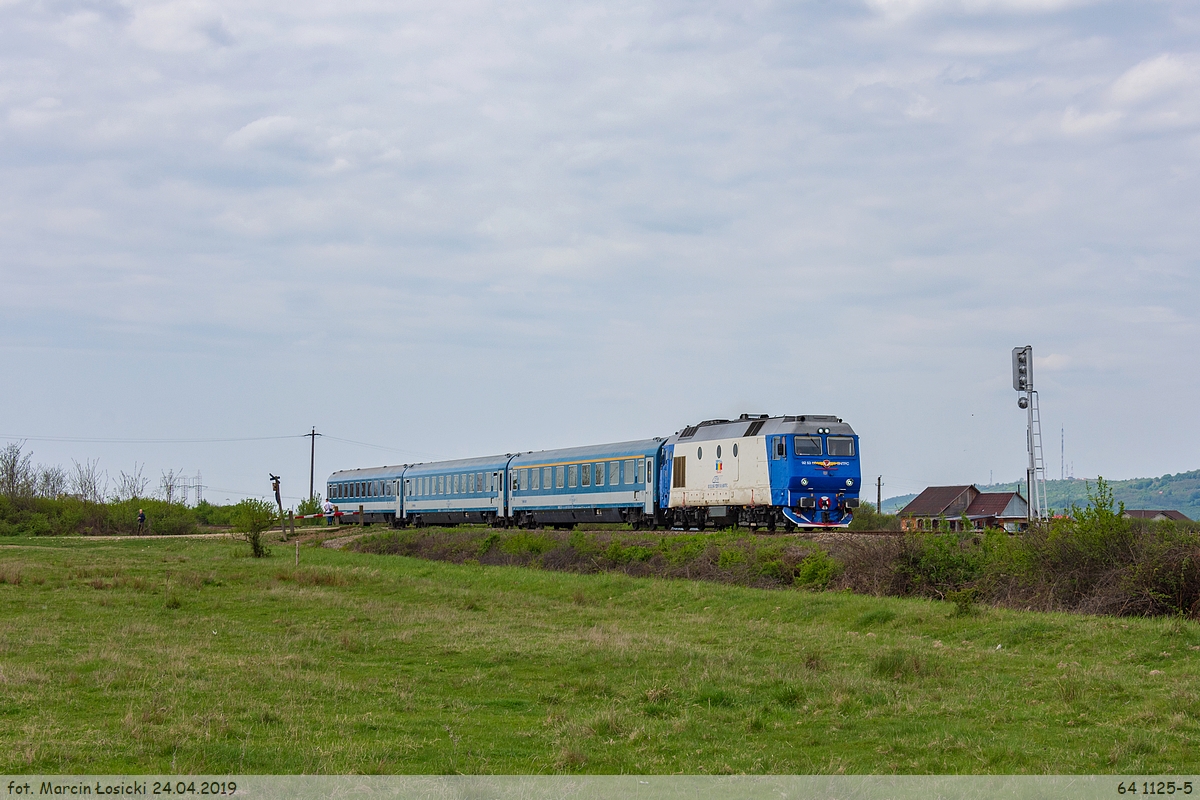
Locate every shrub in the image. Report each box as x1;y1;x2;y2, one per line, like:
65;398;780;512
893;533;983;597
717;547;745;570
232;498;277;558
296;495;323;517
795;547;840;589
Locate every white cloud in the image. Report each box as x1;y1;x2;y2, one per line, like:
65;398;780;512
223;116;304;151
127;0;233;51
1060;105;1121;135
866;0;1097;20
1111;53;1200;104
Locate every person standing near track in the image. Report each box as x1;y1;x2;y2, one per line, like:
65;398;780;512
322;498;334;526
136;508;146;535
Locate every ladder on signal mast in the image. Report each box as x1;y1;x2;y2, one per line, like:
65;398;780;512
1029;391;1048;520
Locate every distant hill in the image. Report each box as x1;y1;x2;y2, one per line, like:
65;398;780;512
880;469;1200;521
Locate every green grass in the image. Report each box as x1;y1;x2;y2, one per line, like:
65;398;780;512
2;535;1200;774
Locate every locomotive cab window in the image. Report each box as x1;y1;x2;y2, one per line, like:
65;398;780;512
795;436;822;456
828;437;855;457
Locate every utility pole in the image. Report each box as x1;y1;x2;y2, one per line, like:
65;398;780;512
876;476;882;514
306;427;322;500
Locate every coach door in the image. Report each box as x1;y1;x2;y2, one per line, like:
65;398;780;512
493;471;504;517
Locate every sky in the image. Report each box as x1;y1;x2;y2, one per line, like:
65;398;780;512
1;0;1197;506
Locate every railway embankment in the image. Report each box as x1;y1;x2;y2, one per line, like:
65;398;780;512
351;490;1200;619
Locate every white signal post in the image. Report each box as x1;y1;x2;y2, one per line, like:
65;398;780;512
1012;345;1048;523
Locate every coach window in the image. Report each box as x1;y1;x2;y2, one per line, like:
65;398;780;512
555;466;565;489
520;469;529;491
594;462;604;486
581;463;591;487
828;437;855;457
531;468;539;490
624;459;635;484
638;459;646;484
609;462;619;485
568;464;578;488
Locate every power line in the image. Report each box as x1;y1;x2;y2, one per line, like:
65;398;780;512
0;433;305;444
0;431;438;457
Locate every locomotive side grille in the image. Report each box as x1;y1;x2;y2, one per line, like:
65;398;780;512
679;425;699;439
672;456;686;488
744;420;765;437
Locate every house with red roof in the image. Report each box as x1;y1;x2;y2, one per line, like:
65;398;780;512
899;485;1029;532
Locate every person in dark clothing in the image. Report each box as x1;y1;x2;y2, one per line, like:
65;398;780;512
137;508;146;535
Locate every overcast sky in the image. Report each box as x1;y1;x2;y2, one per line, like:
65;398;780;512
2;0;1197;505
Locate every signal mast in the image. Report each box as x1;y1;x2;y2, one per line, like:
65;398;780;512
1012;346;1048;523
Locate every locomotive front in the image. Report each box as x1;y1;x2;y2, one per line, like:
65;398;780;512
770;416;861;527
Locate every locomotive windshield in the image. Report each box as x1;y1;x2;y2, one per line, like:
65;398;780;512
828;437;856;456
794;436;822;456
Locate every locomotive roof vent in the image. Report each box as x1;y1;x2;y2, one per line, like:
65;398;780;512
738;413;769;420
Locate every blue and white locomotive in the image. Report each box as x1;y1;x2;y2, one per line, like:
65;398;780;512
326;413;860;530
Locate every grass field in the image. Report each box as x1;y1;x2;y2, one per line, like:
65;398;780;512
1;533;1199;774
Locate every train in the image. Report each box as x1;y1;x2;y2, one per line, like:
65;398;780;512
326;413;861;531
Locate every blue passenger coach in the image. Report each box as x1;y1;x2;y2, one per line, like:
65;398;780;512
402;455;510;527
326;465;405;524
508;440;661;528
327;413;860;530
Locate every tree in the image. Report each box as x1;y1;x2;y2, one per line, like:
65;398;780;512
0;441;34;498
36;465;67;498
158;468;188;504
70;459;108;503
232;498;276;558
113;463;149;502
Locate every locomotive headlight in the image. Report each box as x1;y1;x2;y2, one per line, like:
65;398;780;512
800;478;808;486
846;478;854;487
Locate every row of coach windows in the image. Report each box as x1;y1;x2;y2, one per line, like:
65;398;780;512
408;472;495;497
516;459;643;491
328;480;396;500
